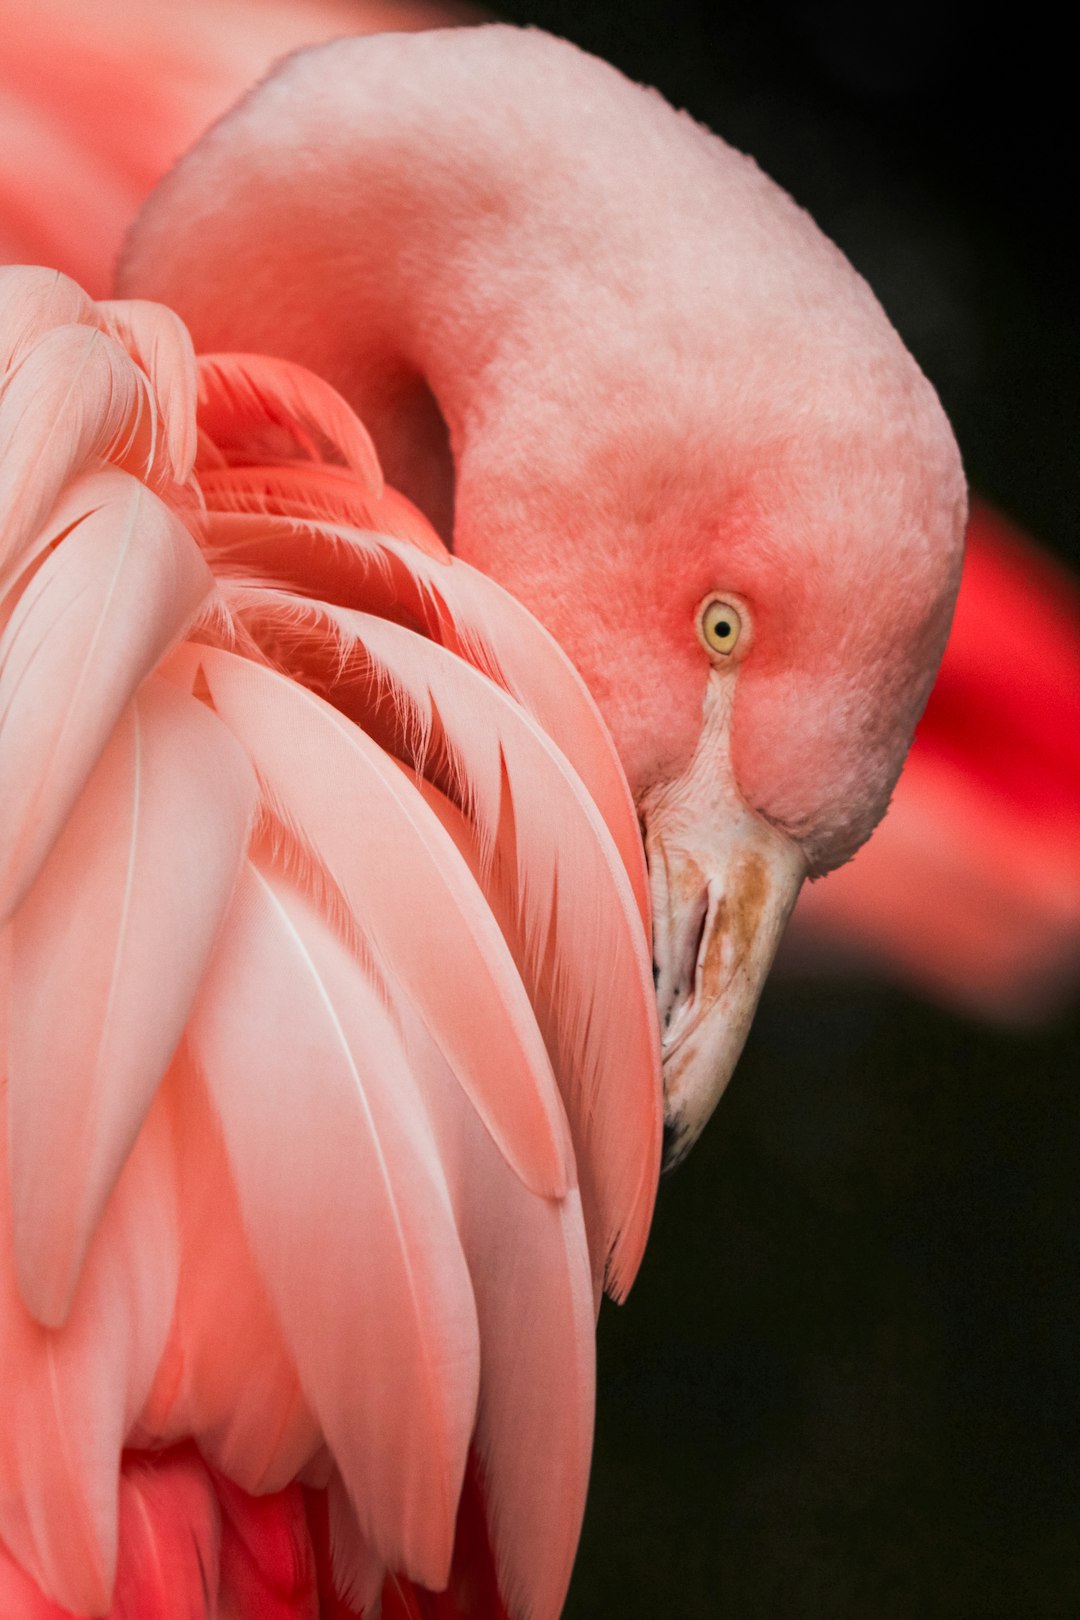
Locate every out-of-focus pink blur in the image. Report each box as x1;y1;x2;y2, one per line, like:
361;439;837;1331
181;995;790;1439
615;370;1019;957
2;0;1077;1022
0;0;473;297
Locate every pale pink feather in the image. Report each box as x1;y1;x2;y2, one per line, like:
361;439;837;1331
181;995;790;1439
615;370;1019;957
140;1056;321;1497
0;473;212;917
198;459;451;562
324;1475;385;1613
0;266;96;375
8;676;256;1327
0;1093;178;1613
188;855;480;1588
0;323;157;571
98;301;200;483
400;1006;595;1620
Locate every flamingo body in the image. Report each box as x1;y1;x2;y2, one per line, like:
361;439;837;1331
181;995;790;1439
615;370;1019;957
1;24;968;1619
4;0;1075;1025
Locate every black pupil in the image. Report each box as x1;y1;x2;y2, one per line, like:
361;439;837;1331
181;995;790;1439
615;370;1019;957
715;619;731;638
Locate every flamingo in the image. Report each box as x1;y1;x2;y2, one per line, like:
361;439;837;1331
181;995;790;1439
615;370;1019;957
4;0;1076;1024
0;24;965;1620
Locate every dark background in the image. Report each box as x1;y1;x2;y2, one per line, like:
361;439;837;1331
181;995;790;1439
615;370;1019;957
482;4;1080;1614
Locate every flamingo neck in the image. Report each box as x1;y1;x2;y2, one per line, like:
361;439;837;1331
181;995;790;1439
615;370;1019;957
120;28;649;547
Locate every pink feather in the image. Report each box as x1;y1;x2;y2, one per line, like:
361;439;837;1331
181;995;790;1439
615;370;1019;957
0;473;212;918
97;300;200;483
202;504;647;925
398;1007;595;1620
197;352;384;495
141;1056;321;1497
8;675;256;1326
215;1473;318;1620
188;856;480;1587
110;1450;223;1620
231;587;659;1294
190;642;574;1202
0;323;153;571
0;1091;178;1613
0;266;95;376
199;462;451;561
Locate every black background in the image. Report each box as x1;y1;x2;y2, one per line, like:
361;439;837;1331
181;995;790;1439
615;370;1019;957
481;4;1079;1614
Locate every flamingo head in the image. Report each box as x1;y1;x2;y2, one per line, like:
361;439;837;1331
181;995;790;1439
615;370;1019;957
121;25;966;1166
432;37;967;1163
458;315;965;1164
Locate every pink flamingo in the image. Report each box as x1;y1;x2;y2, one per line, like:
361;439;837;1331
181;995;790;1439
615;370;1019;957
4;0;1075;1023
1;25;964;1619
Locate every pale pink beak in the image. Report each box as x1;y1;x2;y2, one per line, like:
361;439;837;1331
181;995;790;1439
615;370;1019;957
643;721;805;1168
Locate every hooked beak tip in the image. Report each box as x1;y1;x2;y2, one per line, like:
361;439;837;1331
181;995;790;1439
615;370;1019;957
661;1118;694;1174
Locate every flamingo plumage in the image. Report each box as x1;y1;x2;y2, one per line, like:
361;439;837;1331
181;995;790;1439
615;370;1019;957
4;0;1075;1025
0;24;965;1619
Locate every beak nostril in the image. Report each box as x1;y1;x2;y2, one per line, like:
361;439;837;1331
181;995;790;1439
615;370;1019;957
655;887;711;1048
689;898;709;982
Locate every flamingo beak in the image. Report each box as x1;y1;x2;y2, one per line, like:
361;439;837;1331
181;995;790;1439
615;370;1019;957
644;772;805;1170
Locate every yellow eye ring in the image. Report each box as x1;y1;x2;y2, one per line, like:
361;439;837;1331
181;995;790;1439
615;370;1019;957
698;596;744;659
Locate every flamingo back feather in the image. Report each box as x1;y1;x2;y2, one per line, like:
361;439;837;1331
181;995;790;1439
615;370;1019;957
0;267;661;1618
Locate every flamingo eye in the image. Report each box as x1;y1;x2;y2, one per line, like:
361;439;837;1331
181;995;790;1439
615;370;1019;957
698;597;744;658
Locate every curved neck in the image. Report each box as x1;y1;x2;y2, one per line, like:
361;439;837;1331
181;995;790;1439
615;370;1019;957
121;28;666;544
